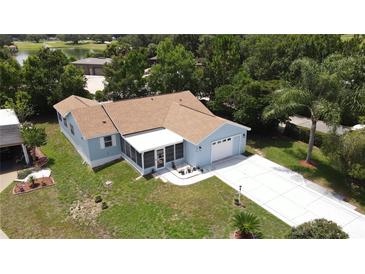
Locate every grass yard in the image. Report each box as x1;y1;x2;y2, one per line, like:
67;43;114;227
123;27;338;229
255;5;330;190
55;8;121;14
246;134;365;213
14;40;107;51
0;120;290;239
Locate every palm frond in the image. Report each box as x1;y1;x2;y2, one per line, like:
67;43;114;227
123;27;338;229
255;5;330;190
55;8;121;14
263;88;311;120
313;99;341;126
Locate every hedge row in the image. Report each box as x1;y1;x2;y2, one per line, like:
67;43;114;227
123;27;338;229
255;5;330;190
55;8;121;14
283;122;328;147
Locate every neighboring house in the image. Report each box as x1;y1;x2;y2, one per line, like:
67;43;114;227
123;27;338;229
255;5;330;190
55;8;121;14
53;91;250;175
72;57;112;76
0;109;30;167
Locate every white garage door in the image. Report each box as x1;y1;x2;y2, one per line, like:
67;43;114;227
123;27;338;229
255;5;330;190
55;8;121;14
211;137;234;162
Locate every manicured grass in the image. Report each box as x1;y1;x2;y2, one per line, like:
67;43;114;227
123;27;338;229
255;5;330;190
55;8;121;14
0;120;290;239
246;134;365;213
14;40;107;51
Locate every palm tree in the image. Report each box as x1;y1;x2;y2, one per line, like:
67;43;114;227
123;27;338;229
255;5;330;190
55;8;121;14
264;58;341;163
232;212;261;239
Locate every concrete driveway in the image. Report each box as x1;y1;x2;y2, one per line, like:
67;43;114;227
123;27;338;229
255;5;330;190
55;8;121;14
0;170;17;193
213;155;365;238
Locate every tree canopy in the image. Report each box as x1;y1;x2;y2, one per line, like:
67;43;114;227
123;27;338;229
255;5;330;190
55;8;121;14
22;48;87;113
264;57;344;162
199;35;241;97
104;49;148;99
148;38;200;94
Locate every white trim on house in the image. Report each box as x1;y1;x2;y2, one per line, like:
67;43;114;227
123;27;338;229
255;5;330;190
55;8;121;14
193;122;249;146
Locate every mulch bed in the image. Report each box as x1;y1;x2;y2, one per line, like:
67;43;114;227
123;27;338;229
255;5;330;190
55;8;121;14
299;160;317;169
13;177;55;195
233;230;255;239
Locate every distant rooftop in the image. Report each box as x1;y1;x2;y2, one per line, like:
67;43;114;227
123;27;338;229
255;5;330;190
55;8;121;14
72;58;112;66
0;109;19;126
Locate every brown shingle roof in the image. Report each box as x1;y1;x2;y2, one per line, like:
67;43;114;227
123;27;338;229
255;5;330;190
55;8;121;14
53;91;249;141
53;95;99;117
72;105;117;139
102;91;213;137
163;103;227;144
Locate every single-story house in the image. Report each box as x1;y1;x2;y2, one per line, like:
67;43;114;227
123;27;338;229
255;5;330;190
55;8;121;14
53;91;250;175
0;109;30;168
72;58;112;76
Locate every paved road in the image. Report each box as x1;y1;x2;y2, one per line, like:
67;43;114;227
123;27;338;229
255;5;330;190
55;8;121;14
213;155;365;238
289;115;350;135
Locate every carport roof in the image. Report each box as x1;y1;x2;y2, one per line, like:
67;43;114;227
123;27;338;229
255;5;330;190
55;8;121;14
0;109;19;126
124;128;183;153
0;125;23;147
0;109;23;147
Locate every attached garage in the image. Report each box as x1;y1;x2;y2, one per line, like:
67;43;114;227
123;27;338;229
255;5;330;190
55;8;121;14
211;136;235;162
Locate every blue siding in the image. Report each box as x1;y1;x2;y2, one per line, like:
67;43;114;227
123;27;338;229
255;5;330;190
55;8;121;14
184;123;247;167
58;112;90;161
88;134;121;161
184;140;197;166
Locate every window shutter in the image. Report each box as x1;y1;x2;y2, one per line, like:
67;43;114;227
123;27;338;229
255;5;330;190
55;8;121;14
111;135;116;146
100;137;105;149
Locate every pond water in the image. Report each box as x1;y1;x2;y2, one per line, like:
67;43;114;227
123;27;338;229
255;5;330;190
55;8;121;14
15;48;101;65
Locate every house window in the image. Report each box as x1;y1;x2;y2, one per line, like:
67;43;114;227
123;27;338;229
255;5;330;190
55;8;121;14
63;118;67;127
104;136;113;147
143;150;155;168
58;112;62;122
126;142;131;157
70;124;74;135
175;143;184;159
136;152;142;167
165;145;174;162
121;137;126;154
130;146;136;162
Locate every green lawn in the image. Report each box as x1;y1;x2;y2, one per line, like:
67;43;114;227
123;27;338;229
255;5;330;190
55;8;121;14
14;40;107;51
0;120;290;239
246;134;365;213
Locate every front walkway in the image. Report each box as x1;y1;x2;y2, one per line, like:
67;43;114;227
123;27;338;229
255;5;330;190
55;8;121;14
213;155;365;238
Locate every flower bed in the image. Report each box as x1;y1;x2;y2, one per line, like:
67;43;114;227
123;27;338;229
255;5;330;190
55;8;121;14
13;177;55;195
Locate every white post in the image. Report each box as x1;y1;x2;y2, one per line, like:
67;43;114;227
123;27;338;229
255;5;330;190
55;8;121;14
21;144;30;165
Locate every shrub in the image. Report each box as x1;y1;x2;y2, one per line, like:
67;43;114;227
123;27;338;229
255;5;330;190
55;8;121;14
101;202;108;210
322;129;365;184
284;122;326;147
17;168;34;179
289;219;349;239
95;195;102;203
232;211;262;239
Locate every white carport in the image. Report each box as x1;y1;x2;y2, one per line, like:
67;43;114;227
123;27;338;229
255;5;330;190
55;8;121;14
0;109;30;165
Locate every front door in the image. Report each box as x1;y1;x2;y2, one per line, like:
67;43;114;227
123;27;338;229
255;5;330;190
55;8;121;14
156;149;165;169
